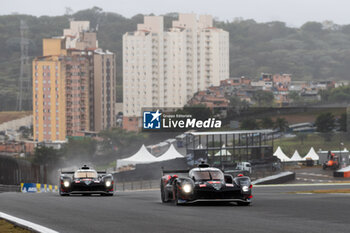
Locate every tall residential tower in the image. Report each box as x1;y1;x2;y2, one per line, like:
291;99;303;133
123;14;229;130
33;21;116;142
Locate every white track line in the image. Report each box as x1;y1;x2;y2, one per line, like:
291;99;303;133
0;211;58;233
254;182;350;187
299;172;331;178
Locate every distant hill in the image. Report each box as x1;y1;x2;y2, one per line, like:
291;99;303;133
1;7;350;110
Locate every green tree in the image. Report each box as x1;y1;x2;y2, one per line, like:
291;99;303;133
260;117;274;129
338;113;347;132
181;104;212;120
240;118;260;130
61;138;97;162
32;146;61;166
288;91;302;104
99;128;148;159
301;22;323;34
252;90;274;107
228;96;242;109
315;112;335;133
274;117;289;132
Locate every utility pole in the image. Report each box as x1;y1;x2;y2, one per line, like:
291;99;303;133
17;20;31;111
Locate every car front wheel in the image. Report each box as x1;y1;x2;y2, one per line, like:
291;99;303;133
173;185;180;206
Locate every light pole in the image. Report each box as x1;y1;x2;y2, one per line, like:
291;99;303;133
340;142;344;167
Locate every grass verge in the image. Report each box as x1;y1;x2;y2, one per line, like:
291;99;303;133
291;189;350;194
0;219;32;233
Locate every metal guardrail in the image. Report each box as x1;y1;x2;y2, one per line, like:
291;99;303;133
0;184;20;193
116;180;159;191
114;170;279;192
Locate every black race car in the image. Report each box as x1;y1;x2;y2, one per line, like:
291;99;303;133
59;165;114;196
160;163;252;205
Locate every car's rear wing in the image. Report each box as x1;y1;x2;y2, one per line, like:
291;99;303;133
60;170;74;175
162;169;189;178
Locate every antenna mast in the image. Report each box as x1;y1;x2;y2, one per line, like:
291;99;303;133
17;20;31;111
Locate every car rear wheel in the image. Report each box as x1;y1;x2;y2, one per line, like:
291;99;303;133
160;181;167;203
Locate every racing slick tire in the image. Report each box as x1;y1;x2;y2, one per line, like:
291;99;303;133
59;191;69;196
173;184;182;206
160;181;168;203
102;193;114;196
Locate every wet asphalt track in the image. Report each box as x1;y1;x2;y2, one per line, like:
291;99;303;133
1;184;350;233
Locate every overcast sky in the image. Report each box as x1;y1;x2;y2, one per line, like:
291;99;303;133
2;0;350;27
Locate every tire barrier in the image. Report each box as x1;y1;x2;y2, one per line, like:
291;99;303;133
20;183;58;193
334;166;350;178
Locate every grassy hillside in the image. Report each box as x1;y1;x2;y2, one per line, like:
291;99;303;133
275;133;350;156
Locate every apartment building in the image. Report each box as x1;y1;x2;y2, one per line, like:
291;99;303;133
273;74;291;88
33;21;116;142
123;14;229;128
93;50;116;131
33;38;90;142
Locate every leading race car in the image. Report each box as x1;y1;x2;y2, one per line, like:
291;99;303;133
59;165;114;196
160;163;252;206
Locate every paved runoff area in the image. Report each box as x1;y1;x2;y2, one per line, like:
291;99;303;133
1;184;350;233
291;166;350;184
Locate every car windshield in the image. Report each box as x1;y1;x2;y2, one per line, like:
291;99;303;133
238;177;251;186
74;171;98;178
193;171;224;181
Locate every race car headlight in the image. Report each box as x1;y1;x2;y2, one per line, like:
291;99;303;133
63;180;70;188
242;186;249;192
105;180;112;187
182;184;192;193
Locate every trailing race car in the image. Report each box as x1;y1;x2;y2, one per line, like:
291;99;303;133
160;163;252;205
59;165;114;196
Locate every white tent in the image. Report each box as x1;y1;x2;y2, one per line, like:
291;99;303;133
214;144;231;156
290;150;304;161
273;146;291;162
304;147;319;161
155;144;184;162
117;145;158;168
